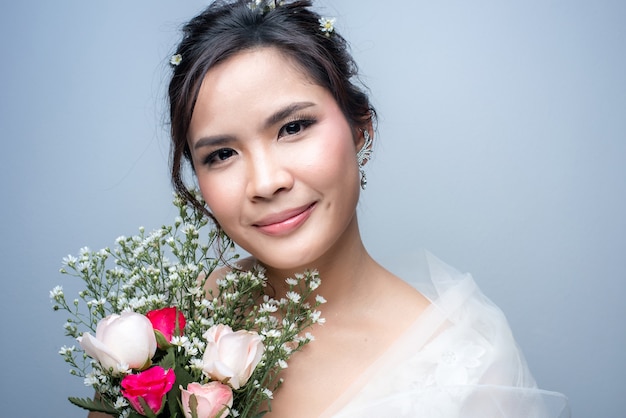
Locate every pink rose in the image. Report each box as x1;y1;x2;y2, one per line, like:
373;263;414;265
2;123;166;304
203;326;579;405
78;311;157;374
180;382;233;418
201;324;264;389
121;366;175;416
146;307;186;347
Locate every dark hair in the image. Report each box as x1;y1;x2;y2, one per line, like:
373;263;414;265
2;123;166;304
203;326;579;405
168;0;375;219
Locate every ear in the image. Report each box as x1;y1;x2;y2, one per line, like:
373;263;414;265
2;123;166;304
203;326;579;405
354;119;374;165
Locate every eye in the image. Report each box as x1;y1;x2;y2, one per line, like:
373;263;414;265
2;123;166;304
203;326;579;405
203;148;237;166
278;119;315;138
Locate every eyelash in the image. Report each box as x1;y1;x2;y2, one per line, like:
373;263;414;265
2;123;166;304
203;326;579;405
203;148;236;167
278;115;317;138
201;115;317;167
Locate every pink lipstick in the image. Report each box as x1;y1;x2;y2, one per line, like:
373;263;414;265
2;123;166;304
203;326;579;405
253;203;316;236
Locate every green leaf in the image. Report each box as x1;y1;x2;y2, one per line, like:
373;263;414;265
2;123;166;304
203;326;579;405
166;359;195;417
189;394;199;418
68;396;119;414
137;396;159;418
159;347;176;370
155;329;171;349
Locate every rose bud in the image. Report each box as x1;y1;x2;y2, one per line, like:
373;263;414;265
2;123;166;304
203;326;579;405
181;382;233;418
146;307;186;348
78;311;157;374
121;366;175;416
201;324;264;389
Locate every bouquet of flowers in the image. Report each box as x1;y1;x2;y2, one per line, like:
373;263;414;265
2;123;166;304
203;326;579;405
50;194;325;418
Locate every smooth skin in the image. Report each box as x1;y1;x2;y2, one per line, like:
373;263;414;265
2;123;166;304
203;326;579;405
89;47;429;418
188;48;430;417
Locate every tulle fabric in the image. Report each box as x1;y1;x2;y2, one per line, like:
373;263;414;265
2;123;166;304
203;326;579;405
320;252;570;418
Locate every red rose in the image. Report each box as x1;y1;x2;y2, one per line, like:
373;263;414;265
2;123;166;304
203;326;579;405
121;366;175;415
146;307;186;347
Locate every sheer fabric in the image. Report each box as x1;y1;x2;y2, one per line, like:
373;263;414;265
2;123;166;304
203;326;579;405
321;253;569;418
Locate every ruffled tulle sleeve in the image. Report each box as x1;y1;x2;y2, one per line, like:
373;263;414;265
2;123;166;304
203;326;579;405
321;253;570;418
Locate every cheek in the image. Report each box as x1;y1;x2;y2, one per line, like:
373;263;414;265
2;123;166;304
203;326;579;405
197;174;242;222
302;128;358;186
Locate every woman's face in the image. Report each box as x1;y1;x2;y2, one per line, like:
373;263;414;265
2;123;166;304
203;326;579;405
188;47;363;271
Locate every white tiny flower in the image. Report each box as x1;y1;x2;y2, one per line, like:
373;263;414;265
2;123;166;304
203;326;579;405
113;397;129;409
114;363;131;375
189;358;204;370
84;373;99;387
315;294;327;304
281;342;293;354
263;329;281;338
262;388;274;399
285;291;301;303
309;277;321;291
49;285;64;299
187;286;203;297
171;335;189;347
62;255;77;266
58;345;75;355
248;0;263;11
285;277;298;286
310;310;324;324
319;17;336;36
259;302;278;313
278;359;288;369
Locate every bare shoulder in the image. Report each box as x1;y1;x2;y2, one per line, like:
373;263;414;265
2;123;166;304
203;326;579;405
370;267;431;326
203;256;257;294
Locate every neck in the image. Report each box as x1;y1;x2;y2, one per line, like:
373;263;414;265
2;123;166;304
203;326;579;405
260;216;382;311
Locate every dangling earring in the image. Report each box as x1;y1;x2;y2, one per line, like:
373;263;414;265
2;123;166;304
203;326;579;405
357;130;373;190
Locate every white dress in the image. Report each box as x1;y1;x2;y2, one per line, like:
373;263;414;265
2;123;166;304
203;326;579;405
320;253;570;418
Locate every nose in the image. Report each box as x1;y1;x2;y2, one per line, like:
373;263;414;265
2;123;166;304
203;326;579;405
245;148;294;201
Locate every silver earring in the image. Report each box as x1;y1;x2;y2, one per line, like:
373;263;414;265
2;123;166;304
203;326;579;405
357;130;373;190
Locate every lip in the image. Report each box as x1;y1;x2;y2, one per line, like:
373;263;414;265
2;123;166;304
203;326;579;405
253;203;316;236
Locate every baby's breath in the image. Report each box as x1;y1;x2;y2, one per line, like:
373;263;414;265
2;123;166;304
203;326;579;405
52;193;325;418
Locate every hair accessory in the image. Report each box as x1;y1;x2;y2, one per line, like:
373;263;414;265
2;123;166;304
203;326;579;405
248;0;284;13
319;17;336;37
170;54;182;67
357;130;373;190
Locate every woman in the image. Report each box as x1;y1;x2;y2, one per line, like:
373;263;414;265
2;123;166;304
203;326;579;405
95;0;569;416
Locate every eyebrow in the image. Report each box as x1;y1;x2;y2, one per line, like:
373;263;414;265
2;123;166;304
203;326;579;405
263;101;316;130
192;101;316;150
193;134;235;150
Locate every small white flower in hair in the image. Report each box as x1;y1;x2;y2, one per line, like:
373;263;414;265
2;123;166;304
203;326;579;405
170;53;182;66
248;0;263;11
319;17;336;36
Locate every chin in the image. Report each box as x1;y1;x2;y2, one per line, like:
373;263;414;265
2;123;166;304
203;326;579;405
251;245;324;275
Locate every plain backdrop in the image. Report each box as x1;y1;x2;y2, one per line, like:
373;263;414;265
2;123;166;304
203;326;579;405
1;1;624;417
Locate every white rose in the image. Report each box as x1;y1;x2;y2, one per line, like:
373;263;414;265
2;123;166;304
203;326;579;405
78;311;157;374
201;324;264;389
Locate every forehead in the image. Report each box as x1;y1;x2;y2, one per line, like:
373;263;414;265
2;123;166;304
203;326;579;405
189;47;328;133
202;47;316;96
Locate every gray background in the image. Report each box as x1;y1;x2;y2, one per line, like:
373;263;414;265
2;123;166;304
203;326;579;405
1;1;624;417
